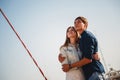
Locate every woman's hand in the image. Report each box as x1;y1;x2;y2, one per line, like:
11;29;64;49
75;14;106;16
93;52;100;60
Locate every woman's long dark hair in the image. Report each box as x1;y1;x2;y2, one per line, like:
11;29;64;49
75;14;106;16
60;26;79;49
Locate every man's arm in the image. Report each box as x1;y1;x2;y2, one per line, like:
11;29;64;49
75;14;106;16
62;57;92;72
71;57;92;68
58;53;65;63
62;52;100;72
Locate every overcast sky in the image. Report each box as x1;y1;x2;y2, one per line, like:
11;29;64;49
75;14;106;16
0;0;120;80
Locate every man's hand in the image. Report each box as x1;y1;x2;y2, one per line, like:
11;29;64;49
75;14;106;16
62;64;70;72
58;53;65;63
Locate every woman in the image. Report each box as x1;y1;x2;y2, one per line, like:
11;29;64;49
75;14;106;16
59;26;85;80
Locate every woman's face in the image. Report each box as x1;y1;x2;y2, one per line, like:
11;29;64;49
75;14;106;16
67;27;77;38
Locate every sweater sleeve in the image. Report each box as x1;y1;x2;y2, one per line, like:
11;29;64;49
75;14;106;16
60;47;68;65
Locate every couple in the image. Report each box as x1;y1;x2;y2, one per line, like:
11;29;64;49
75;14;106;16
58;16;105;80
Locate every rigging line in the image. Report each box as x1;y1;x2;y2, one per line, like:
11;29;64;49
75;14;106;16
0;8;47;80
93;30;108;72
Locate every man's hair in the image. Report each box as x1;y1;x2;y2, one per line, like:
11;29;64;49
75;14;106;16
75;16;88;27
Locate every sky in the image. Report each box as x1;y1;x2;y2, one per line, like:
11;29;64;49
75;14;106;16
0;0;120;80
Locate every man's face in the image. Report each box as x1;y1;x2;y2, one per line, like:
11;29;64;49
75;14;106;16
74;19;85;34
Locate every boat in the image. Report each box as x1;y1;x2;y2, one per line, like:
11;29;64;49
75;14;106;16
105;67;120;80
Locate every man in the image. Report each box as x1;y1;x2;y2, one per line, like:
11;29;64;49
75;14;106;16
59;16;105;80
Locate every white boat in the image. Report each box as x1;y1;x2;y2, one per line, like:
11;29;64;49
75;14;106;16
105;67;120;80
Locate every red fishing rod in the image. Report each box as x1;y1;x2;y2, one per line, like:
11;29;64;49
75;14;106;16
0;8;47;80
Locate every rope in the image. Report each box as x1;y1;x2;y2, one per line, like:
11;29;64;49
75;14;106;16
0;8;47;80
